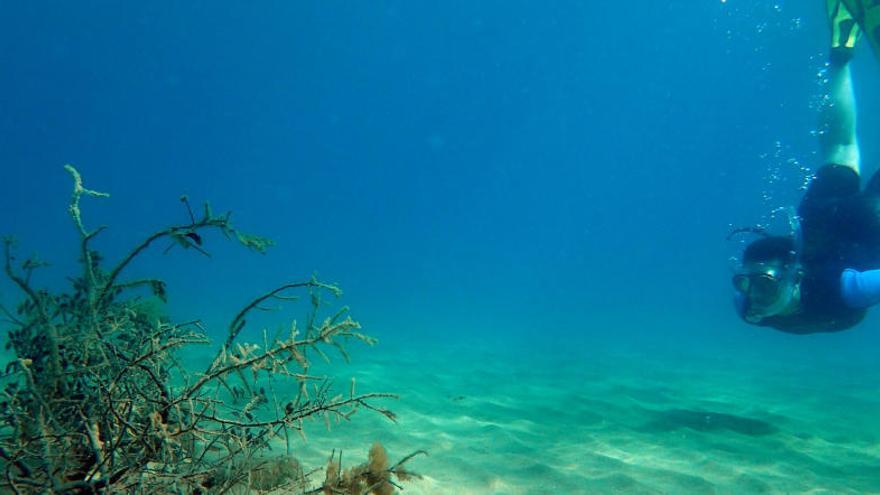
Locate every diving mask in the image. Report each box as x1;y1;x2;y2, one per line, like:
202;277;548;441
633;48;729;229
732;262;801;320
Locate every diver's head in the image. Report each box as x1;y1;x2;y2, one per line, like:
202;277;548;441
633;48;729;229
733;235;802;323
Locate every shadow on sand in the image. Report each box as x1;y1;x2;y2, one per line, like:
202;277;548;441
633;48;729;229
640;408;778;436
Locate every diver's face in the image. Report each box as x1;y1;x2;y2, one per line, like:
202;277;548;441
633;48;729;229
732;261;799;322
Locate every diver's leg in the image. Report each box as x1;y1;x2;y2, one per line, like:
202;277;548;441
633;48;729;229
821;0;861;174
819;59;860;174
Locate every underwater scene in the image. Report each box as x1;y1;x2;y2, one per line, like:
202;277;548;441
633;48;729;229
2;1;880;494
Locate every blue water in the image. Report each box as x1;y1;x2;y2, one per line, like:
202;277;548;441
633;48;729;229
2;2;880;492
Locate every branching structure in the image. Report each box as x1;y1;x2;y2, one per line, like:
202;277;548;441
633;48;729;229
0;166;424;494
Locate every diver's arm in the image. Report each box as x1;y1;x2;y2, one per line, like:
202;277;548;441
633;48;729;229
819;55;860;174
841;268;880;308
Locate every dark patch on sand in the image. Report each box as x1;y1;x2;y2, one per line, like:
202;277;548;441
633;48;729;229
640;409;777;436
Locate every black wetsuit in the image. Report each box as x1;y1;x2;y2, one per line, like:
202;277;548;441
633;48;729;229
756;164;880;334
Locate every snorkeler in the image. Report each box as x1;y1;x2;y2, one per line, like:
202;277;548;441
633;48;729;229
732;0;880;334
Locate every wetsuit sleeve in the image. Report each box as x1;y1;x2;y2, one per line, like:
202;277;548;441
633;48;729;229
841;268;880;308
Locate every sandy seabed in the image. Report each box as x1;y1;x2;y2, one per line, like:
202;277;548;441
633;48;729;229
5;323;877;494
288;336;880;495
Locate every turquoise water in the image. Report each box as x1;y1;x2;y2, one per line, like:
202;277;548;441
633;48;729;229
3;1;880;493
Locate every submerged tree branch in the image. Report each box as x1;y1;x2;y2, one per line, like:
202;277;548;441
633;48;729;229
0;166;419;494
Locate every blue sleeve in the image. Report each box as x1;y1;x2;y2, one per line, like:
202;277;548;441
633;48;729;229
840;268;880;308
